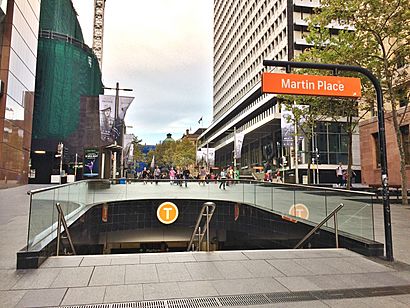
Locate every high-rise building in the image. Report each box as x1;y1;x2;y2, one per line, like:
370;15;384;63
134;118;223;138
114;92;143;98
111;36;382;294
0;0;41;186
29;0;103;184
199;0;360;183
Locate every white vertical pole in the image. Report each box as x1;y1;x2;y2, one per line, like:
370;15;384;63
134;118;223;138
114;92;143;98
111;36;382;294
101;152;105;179
113;152;117;179
234;127;237;172
74;153;78;178
59;143;63;184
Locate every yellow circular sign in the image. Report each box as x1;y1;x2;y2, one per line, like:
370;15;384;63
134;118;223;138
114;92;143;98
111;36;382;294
289;203;309;220
157;202;179;224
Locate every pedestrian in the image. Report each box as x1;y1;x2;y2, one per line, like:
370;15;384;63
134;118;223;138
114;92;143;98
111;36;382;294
227;166;234;186
169;167;176;185
154;166;161;185
219;168;227;190
336;162;344;187
199;167;206;186
142;167;148;184
183;167;190;187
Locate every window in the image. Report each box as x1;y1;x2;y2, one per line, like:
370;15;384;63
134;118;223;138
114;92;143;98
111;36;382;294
401;125;410;165
372;132;381;168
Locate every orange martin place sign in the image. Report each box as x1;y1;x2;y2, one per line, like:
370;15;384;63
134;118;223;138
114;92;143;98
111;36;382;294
262;73;361;98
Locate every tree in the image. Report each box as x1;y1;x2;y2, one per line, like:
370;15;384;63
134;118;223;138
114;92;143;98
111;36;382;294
303;0;409;202
132;136;144;163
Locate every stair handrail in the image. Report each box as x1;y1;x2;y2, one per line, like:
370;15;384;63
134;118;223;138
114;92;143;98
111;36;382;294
56;203;76;256
294;203;344;249
187;202;216;252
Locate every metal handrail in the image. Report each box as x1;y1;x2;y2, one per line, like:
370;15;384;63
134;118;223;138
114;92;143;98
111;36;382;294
294;203;344;249
187;202;216;252
56;203;76;256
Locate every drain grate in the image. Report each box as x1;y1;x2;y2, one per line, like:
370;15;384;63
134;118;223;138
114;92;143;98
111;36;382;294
167;297;219;308
266;291;317;303
218;294;270;306
61;284;410;308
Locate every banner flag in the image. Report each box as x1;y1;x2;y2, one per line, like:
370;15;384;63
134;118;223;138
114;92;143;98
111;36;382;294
99;95;115;143
99;95;134;143
196;148;215;167
118;96;134;120
281;107;294;147
235;132;245;159
150;155;155;169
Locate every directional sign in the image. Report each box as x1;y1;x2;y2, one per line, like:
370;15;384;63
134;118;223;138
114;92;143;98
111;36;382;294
157;202;179;224
262;73;361;98
289;203;309;220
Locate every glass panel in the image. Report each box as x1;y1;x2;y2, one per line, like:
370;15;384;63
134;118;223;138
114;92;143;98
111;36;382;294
255;182;273;211
325;190;374;240
271;184;294;214
293;186;327;223
28;189;55;249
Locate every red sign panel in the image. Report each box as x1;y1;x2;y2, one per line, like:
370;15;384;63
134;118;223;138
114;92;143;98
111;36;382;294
262;73;361;98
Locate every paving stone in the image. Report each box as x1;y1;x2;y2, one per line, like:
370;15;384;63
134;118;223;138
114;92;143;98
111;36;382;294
306;274;362;290
125;264;159;284
167;252;196;263
192;252;224;262
324;296;409;308
143;282;181;300
140;253;169;264
266;259;314;277
12;268;61;289
276;276;322;291
185;262;224;280
268;301;328;308
156;263;192;282
41;256;83;268
104;284;143;303
110;255;140;265
212;277;288;295
392;294;410;305
240;260;285;278
89;265;125;286
217;251;249;260
15;288;66;307
51;266;94;288
61;286;106;306
345;257;394;273
0;270;23;290
0;290;26;308
242;250;282;260
213;261;253;279
293;258;342;275
178;280;219;298
80;256;111;267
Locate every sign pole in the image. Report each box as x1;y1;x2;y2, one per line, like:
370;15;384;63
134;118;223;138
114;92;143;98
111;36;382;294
263;60;393;261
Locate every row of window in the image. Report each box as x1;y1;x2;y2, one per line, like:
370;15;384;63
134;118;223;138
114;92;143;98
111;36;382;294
214;45;287;120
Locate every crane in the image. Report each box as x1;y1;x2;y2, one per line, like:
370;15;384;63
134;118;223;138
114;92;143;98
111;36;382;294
92;0;106;68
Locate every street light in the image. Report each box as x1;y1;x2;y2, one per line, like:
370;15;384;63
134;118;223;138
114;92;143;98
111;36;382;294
103;82;133;179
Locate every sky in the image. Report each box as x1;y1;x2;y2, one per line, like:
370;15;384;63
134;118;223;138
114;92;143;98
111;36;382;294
71;0;213;145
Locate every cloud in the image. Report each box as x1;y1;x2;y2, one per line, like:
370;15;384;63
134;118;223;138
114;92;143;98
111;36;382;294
72;0;213;144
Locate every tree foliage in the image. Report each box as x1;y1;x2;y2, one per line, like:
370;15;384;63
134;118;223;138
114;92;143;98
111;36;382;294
301;0;409;200
148;139;196;168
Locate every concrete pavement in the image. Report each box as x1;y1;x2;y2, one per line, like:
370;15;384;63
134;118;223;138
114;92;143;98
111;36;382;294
0;184;410;307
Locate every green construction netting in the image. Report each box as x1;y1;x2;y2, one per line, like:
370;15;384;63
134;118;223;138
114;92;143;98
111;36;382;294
33;39;103;139
39;0;84;41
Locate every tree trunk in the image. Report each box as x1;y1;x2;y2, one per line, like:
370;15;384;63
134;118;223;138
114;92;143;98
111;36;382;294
387;81;408;205
346;115;353;190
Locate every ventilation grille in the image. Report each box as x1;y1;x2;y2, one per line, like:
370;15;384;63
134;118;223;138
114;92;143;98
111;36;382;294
61;285;410;308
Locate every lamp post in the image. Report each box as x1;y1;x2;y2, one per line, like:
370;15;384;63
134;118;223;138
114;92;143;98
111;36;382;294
103;82;133;179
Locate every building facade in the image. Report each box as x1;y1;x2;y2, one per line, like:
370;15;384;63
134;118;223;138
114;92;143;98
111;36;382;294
0;0;41;186
29;0;103;184
199;0;360;183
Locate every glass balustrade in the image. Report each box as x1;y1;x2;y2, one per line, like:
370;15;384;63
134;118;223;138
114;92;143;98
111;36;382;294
26;179;376;251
